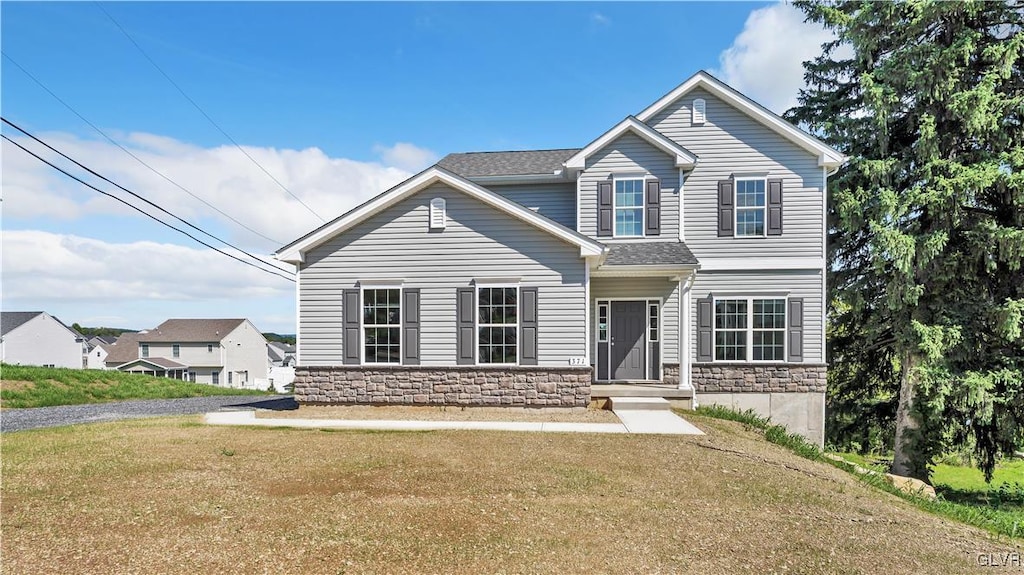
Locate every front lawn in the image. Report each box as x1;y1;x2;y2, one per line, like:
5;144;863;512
0;364;271;408
1;413;1017;574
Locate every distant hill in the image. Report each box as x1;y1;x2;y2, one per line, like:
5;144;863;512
71;324;138;338
263;332;296;345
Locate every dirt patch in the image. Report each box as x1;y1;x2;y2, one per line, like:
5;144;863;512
256;404;621;423
0;380;36;392
1;414;1018;574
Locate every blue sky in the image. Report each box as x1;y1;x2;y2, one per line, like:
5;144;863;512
1;1;833;333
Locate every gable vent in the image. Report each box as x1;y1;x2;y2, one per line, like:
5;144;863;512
692;98;706;125
429;197;446;229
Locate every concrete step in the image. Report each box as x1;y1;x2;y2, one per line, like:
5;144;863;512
591;385;693;399
609;396;672;411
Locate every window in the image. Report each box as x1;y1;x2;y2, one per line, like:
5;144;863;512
614;178;644;237
714;298;786;362
735;178;766;236
363;288;401;364
172;344;180;358
648;303;659;342
189;372;196;383
140;344;149;358
207;344;213;353
429;197;446;229
478;286;517;364
212;371;220;385
228;372;233;385
598;303;609;342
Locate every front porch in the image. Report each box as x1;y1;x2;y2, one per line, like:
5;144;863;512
590;382;694;410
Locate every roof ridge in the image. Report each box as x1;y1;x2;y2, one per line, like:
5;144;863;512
442;148;581;156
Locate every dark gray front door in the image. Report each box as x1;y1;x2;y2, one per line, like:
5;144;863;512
611;301;646;380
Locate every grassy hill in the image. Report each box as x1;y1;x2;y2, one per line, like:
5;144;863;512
0;364;270;408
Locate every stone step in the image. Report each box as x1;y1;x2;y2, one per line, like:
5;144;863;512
609;396;672;411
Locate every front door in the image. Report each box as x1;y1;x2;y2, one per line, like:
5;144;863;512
611;301;646;380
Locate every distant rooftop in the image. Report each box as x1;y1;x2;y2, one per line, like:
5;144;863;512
138;319;247;343
437;149;579;178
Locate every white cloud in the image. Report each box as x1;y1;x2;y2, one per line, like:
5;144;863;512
373;142;437;172
1;230;292;302
590;12;611;27
716;2;851;114
1;132;421;251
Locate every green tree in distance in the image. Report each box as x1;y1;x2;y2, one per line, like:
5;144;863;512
789;0;1024;481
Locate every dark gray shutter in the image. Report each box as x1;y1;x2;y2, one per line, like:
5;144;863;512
697;295;714;362
767;178;783;236
343;289;361;365
787;298;804;362
645;179;661;236
597;181;613;237
402;288;420;365
520;287;538;365
456;287;475;365
717;180;734;237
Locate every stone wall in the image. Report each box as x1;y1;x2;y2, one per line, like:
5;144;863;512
663;363;680;386
692;363;827;393
294;366;592;407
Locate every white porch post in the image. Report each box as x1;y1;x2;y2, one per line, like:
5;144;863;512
679;272;695;390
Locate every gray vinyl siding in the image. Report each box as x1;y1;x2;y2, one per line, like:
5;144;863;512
689;270;823;363
578;132;680;239
590;277;680;365
648;87;824;260
487;182;576;229
299;183;586;366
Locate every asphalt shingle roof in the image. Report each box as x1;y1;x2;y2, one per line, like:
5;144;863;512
604;242;699;266
122;357;188;369
0;312;43;337
437;149;580;177
104;332;143;365
138;319;246;343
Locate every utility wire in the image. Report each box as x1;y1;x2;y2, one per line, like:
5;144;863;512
1;134;295;283
1;51;286;245
2;117;295;277
93;2;326;223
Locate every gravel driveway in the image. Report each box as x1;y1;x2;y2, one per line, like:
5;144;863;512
0;395;298;433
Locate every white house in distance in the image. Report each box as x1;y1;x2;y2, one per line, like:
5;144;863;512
104;319;269;388
85;336;116;370
1;311;85;368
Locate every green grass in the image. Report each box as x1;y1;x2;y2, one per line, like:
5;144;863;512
691;404;1024;540
1;364;271;408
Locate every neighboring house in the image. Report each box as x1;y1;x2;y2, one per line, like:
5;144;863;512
276;71;844;445
267;341;297;367
85;336;117;370
105;319;269;388
1;311;85;369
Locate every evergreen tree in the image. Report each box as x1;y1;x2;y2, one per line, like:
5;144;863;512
789;0;1024;481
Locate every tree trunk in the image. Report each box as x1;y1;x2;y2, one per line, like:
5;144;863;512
891;351;926;480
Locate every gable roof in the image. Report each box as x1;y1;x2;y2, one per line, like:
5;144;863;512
104;332;142;365
635;70;846;168
1;311;43;337
563;117;698;172
438;149;579;178
115;357;187;370
276;166;607;264
603;242;699;266
138;319;247;343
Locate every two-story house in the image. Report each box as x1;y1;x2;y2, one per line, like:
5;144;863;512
105;319;269;388
1;311;85;369
276;71;844;444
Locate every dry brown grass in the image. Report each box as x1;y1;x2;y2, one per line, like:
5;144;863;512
257;404;621;423
2;415;1019;574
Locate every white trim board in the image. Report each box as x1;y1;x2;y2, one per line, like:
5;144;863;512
563;116;698;172
277;166;607;263
698;258;824;271
635;71;846;168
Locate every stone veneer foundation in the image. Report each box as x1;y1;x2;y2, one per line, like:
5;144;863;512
294;366;593;407
691;363;827;393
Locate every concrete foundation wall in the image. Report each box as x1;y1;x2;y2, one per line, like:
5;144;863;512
295;366;592;407
698;392;825;447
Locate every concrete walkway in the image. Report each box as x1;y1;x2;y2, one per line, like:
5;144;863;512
204;409;704;435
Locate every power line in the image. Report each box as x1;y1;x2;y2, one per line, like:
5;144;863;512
1;51;286;245
1;134;295;283
2;116;295;277
93;2;326;223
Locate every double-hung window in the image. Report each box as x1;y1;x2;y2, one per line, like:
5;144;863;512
714;297;786;361
140;344;149;358
614;178;644;237
172;344;180;358
478;286;517;364
735;178;766;236
363;288;401;364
